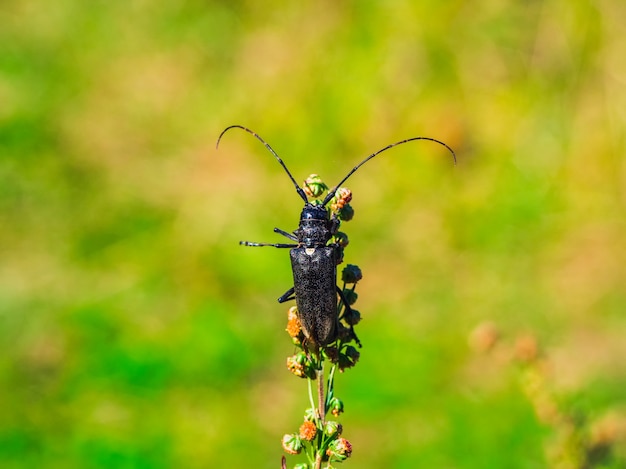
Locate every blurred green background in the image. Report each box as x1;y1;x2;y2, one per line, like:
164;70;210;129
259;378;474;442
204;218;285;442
2;1;625;468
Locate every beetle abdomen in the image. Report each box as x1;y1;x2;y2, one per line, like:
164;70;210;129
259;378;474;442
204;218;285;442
290;247;337;346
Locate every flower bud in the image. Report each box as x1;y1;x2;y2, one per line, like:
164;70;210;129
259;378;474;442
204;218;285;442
329;397;344;417
338;345;360;371
304;407;317;422
336;323;352;343
345;345;360;361
326;437;352;461
336;187;352;203
324;420;343;437
303;174;328;199
330;187;352;213
341;265;362;284
342;289;358;306
286;352;316;379
514;333;540;364
337;203;354;221
333;232;349;248
299;420;318;441
286;306;302;338
282;433;303;455
468;321;499;354
343;308;361;326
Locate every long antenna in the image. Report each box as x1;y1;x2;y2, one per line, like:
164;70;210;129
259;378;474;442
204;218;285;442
322;136;456;206
216;125;309;203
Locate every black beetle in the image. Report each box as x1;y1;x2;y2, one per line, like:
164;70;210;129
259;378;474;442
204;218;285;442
216;125;455;348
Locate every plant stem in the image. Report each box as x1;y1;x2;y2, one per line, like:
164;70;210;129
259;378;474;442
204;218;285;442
326;364;337;409
307;377;316;415
317;364;325;425
315;361;325;469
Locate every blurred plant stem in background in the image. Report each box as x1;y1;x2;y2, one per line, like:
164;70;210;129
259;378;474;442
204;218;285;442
470;322;626;468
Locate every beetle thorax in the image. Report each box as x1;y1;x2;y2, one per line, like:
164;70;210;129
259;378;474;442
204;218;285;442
297;204;332;247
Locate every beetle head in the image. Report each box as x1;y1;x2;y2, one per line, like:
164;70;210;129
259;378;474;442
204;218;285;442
300;204;329;221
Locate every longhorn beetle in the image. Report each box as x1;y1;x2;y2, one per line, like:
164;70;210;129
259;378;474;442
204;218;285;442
216;125;456;348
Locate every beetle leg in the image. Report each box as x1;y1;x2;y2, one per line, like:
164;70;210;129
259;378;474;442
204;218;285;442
273;227;298;241
336;286;350;314
240;240;297;248
278;287;296;303
350;328;362;348
330;215;340;235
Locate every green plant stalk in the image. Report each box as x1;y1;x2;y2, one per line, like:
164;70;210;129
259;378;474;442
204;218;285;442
317;364;325;426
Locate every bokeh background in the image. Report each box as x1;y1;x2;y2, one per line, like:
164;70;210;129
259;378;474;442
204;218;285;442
2;1;625;468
